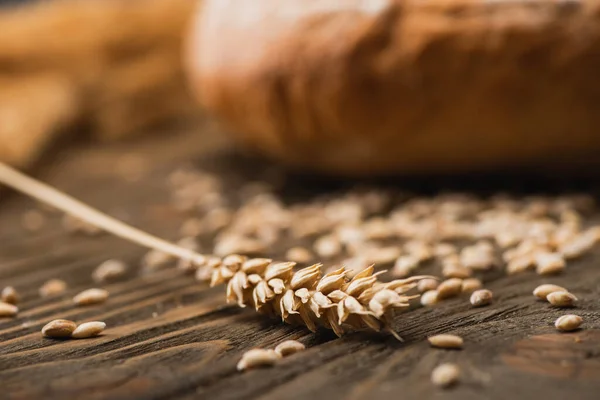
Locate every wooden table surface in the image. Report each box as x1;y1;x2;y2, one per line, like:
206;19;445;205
1;123;599;400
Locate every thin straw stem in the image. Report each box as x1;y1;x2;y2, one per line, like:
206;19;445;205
0;162;203;261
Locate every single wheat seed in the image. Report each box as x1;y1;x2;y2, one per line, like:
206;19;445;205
417;278;439;293
92;259;127;283
533;284;567;300
274;340;306;357
73;288;109;306
470;289;493;307
285;247;314;264
421;290;439;306
39;279;67;297
237;349;281;371
0;301;18;317
547;291;577;307
535;252;566;275
461;278;483;294
431;363;461;388
42;319;77;338
1;286;19;304
71;321;107;339
428;334;464;349
437;278;463;300
313;235;342;259
555;315;583;332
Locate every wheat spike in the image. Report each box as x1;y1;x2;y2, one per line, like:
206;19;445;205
196;255;428;338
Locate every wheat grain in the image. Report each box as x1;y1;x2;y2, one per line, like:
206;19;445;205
437;279;463;300
237;349;281;371
533;284;567;300
73;288;109;306
286;247;314;264
39;279;67;297
428;334;463;349
420;290;438;306
547;291;577;307
314;235;342;259
1;286;19;304
535;252;566;275
42;319;77;338
461;278;483;294
93;259;127;283
274;340;305;357
71;321;107;338
417;278;439;293
470;289;493;307
431;363;460;388
0;301;18;317
554;315;582;332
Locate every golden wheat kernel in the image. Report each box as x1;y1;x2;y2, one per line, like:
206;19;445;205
442;264;472;279
21;209;46;232
559;229;598;259
237;349;281;371
437;278;463;299
39;279;67;297
393;255;419;277
535;252;566;275
555;315;583;332
1;286;19;304
506;255;534;275
431;363;460;388
42;319;77;338
417;278;439;293
92;259;127;283
495;231;521;248
547;291;577;307
434;243;457;258
274;340;306;357
420;290;439;306
428;334;464;349
0;301;18;317
314;235;342;259
71;321;107;339
533;284;567;300
141;249;173;270
461;278;483;294
470;289;493;307
73;288;109;306
366;246;401;265
285;247;313;263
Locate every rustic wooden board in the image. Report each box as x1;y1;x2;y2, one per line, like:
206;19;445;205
1;124;599;400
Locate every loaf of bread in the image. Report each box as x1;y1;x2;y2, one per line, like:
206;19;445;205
187;0;600;176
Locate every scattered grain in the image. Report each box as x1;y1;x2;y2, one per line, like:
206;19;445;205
555;315;582;332
141;249;173;270
92;259;127;283
71;321;107;339
420;290;439;306
237;349;281;371
39;279;67;297
274;340;306;357
285;247;313;263
437;278;463;299
42;319;77;338
442;263;472;279
313;235;342;259
0;301;18;317
392;255;419;277
417;278;439;293
1;286;19;304
73;288;109;306
428;334;464;349
431;363;460;388
535;252;566;275
533;284;567;300
461;278;483;294
470;289;493;307
547;291;577;307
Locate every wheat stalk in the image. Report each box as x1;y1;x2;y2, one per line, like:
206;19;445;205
196;255;429;339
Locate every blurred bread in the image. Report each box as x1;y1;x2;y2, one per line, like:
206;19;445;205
188;0;600;176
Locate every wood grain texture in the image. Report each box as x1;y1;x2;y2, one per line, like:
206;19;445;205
1;124;600;400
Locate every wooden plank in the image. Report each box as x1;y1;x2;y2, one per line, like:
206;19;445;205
1;125;599;400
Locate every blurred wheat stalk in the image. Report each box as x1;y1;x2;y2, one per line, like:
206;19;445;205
0;0;199;168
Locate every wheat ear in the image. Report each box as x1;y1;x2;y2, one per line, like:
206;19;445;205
0;162;428;338
196;255;430;339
